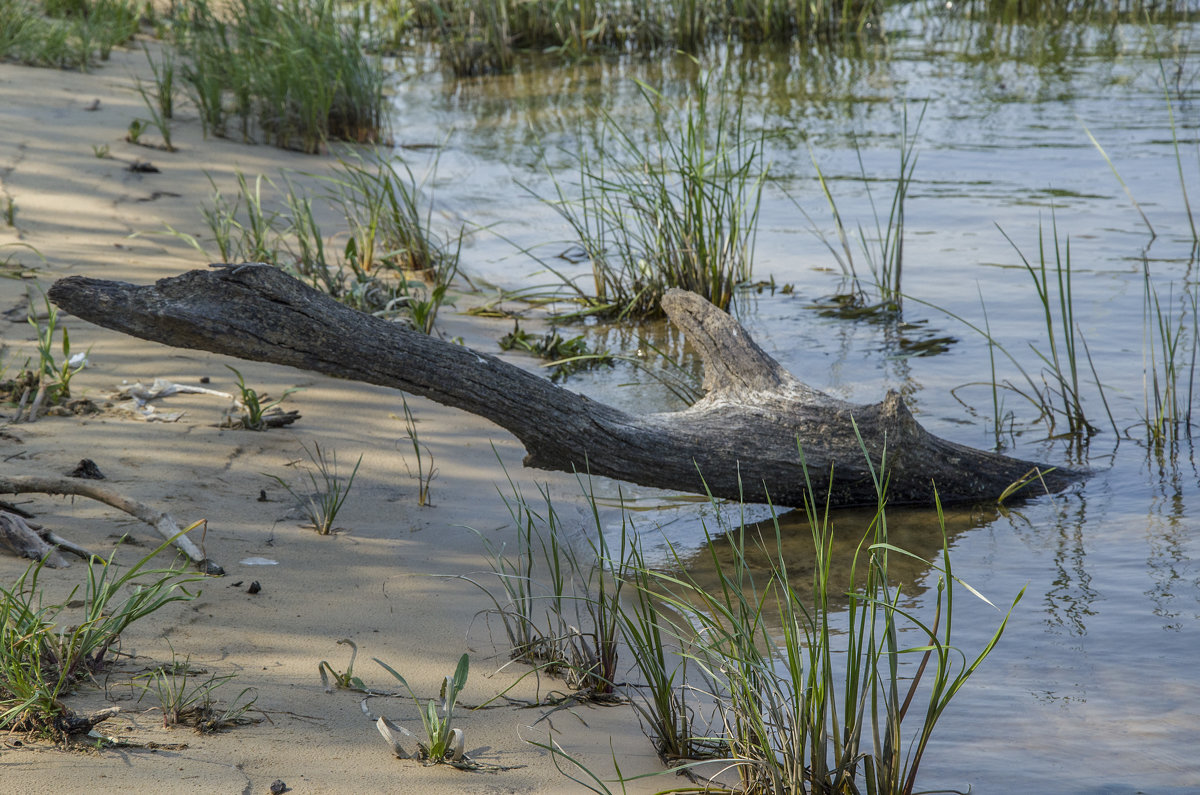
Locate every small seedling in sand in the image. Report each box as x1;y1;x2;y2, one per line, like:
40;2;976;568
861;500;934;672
398;396;436;507
126;118;146;145
268;440;361;535
374;653;469;765
319;639;369;693
134;653;257;732
224;365;299;430
15;289;90;418
92;144;109;158
3;198;14;226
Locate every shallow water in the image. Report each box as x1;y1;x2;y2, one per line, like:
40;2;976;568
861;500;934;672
386;10;1199;792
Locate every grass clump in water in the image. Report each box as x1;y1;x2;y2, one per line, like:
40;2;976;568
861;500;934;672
169;0;386;153
538;70;766;320
470;444;1021;792
0;0;140;69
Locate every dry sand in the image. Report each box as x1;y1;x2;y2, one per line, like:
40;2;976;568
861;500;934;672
0;46;671;794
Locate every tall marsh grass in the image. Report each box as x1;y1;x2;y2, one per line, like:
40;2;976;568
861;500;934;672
805;104;924;315
539;73;766;319
1142;259;1197;446
0;0;140;69
170;0;386;153
472;448;1021;792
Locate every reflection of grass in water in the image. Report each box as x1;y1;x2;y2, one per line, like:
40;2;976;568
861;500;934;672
947;0;1195;26
679;501;985;618
398;0;884;76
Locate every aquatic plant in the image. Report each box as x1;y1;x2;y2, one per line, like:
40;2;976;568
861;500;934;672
996;219;1110;439
1142;259;1197;447
498;321;613;382
538;71;766;319
804;104;925;315
170;0;386;153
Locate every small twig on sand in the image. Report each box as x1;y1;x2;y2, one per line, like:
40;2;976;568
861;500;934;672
0;475;223;575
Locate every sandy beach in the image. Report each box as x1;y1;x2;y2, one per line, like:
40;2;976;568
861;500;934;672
0;45;666;793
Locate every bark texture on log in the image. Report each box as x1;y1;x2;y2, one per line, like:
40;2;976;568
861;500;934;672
49;266;1079;508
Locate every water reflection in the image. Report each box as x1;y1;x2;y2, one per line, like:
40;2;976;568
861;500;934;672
676;502;992;619
382;11;1200;792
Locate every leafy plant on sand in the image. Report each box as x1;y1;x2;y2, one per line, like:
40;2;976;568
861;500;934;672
223;365;300;430
268;440;362;534
9;288;90;419
374;652;471;765
1;532;204;735
537;70;766;320
319;638;370;692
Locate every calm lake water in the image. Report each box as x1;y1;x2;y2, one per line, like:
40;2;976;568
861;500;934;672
387;9;1199;793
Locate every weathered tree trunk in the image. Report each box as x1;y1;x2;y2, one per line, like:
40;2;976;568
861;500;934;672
49;266;1078;508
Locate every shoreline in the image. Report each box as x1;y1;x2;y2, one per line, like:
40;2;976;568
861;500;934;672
0;46;662;793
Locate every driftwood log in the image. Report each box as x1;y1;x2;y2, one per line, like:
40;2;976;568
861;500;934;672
49;266;1078;508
